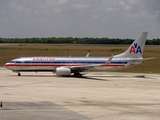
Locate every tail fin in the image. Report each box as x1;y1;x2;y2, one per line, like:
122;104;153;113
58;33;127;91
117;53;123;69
114;32;148;58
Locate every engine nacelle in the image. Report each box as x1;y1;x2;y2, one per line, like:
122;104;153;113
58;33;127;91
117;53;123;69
56;67;71;76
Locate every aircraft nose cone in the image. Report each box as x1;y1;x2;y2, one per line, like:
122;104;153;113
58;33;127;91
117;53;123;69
4;63;8;67
4;63;6;66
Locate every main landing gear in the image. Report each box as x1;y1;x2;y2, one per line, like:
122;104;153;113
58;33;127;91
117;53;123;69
73;70;88;77
74;72;82;77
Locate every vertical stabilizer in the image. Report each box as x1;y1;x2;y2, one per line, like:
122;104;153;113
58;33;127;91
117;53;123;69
114;32;148;58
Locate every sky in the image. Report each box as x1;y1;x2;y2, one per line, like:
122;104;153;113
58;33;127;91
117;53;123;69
0;0;160;39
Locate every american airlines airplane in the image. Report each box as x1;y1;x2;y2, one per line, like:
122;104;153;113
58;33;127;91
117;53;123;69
4;32;154;77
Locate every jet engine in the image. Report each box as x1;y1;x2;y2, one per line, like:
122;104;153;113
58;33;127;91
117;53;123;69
56;67;71;76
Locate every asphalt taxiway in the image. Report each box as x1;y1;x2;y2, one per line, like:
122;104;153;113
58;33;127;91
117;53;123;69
0;67;160;120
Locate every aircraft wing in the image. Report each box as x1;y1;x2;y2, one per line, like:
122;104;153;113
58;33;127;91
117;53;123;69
70;64;102;71
70;55;113;71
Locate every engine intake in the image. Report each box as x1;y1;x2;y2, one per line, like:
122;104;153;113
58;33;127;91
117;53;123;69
56;67;71;76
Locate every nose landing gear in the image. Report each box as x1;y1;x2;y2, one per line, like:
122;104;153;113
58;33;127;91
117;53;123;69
18;72;21;76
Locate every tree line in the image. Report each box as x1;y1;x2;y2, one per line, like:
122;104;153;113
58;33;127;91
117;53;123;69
0;37;160;45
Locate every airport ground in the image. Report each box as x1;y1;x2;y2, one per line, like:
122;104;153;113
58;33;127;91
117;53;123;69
1;67;160;120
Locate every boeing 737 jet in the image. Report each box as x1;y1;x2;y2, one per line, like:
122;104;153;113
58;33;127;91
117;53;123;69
4;32;154;77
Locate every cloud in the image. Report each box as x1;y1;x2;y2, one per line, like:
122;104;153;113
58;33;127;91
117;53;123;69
71;3;89;11
0;0;159;38
145;0;160;20
57;0;69;4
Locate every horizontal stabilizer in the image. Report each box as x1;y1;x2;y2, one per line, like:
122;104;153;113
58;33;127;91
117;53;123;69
142;57;155;61
132;57;155;62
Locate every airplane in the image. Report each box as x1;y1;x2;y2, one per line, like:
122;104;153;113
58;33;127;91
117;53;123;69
4;32;154;77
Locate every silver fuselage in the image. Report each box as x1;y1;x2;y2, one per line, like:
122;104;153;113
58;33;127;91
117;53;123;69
4;56;142;72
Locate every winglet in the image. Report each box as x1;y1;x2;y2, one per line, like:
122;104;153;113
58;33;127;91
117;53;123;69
86;53;90;57
105;55;114;64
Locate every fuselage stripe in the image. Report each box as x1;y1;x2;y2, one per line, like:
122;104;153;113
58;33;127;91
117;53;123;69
4;64;125;67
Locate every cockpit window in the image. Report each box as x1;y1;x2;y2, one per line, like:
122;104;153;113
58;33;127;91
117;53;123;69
9;61;15;63
9;61;22;63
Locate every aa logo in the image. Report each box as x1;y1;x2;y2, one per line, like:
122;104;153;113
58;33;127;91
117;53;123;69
129;43;142;54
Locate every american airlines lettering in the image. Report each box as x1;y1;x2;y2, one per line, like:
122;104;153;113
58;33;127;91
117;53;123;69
33;58;55;61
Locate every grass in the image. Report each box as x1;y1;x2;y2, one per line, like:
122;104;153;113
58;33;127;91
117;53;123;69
1;44;160;73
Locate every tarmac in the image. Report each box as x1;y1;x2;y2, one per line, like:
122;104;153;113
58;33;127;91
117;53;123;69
0;67;160;120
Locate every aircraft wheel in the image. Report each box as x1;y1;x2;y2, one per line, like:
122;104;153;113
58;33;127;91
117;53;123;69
78;73;82;77
18;73;21;76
